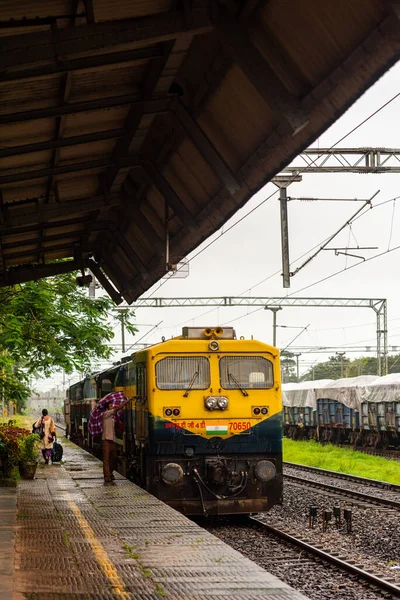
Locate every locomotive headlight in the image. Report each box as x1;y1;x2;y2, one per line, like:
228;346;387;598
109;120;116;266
254;460;276;483
205;396;217;410
217;396;228;410
161;463;184;485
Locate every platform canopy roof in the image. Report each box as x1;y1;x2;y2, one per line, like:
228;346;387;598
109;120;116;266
1;1;400;303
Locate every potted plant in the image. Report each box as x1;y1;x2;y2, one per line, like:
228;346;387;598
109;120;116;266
0;426;23;479
18;433;41;479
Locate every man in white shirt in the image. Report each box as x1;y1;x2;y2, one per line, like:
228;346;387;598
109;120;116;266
102;397;131;482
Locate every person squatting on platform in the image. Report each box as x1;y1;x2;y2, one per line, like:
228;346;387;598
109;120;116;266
34;409;56;464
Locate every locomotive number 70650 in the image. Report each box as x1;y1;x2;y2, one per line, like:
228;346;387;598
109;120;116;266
229;421;252;431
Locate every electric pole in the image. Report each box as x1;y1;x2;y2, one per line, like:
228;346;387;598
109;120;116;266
336;352;346;378
294;353;302;381
264;306;282;347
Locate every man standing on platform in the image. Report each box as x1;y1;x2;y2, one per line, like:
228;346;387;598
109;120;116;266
101;394;132;482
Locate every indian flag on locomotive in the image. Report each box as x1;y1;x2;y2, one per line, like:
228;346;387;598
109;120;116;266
206;423;228;436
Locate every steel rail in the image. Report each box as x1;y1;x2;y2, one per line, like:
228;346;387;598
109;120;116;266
284;461;400;492
250;517;400;597
285;473;400;509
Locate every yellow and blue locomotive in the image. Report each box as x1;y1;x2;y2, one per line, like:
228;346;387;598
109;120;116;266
65;326;283;516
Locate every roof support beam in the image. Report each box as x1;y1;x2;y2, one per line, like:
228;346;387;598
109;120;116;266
102;105;145;194
96;236;129;296
4;241;83;261
94;220;149;273
0;128;124;158
101;42;173;196
1;195;119;230
2;231;84;250
47;71;73;202
0;9;213;71
0;259;79;287
0;216;90;237
87;258;122;305
0;156;144;185
217;12;309;136
119;192;165;253
191;54;232;114
172;99;240;194
136;161;198;229
0;96;170;125
1;46;163;82
84;0;95;23
239;0;262;20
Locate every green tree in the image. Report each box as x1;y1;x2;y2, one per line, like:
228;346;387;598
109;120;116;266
0;357;31;412
302;355;350;381
0;272;137;410
280;351;298;383
301;354;400;382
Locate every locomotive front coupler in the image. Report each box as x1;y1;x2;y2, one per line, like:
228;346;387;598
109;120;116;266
192;468;249;500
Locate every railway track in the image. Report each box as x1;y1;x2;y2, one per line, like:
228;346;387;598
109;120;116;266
250;517;400;598
283;464;400;510
284;473;400;510
356;448;400;462
204;515;400;600
284;462;400;492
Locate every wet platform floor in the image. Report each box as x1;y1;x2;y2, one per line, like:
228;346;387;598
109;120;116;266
8;440;309;599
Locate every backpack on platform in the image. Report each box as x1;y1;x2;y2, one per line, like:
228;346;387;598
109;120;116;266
51;441;63;463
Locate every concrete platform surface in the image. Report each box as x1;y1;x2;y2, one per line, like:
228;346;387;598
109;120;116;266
0;482;16;600
10;441;309;599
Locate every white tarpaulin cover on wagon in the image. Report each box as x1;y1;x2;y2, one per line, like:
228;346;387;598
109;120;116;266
312;375;378;410
360;372;400;403
282;380;333;408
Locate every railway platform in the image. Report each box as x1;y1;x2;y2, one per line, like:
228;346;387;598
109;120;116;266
7;441;309;600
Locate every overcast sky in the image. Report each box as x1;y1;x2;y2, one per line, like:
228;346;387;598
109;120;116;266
36;60;400;392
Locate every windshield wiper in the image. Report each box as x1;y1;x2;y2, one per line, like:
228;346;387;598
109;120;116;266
228;372;248;396
183;370;199;397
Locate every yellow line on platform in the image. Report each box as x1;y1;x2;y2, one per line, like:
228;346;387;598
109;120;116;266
66;492;131;600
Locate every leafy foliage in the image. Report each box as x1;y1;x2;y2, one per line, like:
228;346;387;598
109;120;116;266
281;351;298;383
0;273;137;376
302;355;350;381
0;356;30;412
0;424;30;477
301;354;400;381
0;271;137;410
18;433;41;463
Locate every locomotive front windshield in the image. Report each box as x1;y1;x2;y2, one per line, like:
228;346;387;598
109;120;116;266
220;356;274;389
156;356;210;390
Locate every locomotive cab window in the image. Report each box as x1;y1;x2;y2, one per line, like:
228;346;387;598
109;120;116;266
83;379;96;399
114;368;126;388
126;364;136;386
220;356;273;389
156;356;210;390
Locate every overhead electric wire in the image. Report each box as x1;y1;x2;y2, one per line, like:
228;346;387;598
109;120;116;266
131;90;400;347
164;190;400;330
219;193;400;329
125;321;163;352
289;242;400;296
137;90;400;303
281;325;310;353
388;197;396;250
